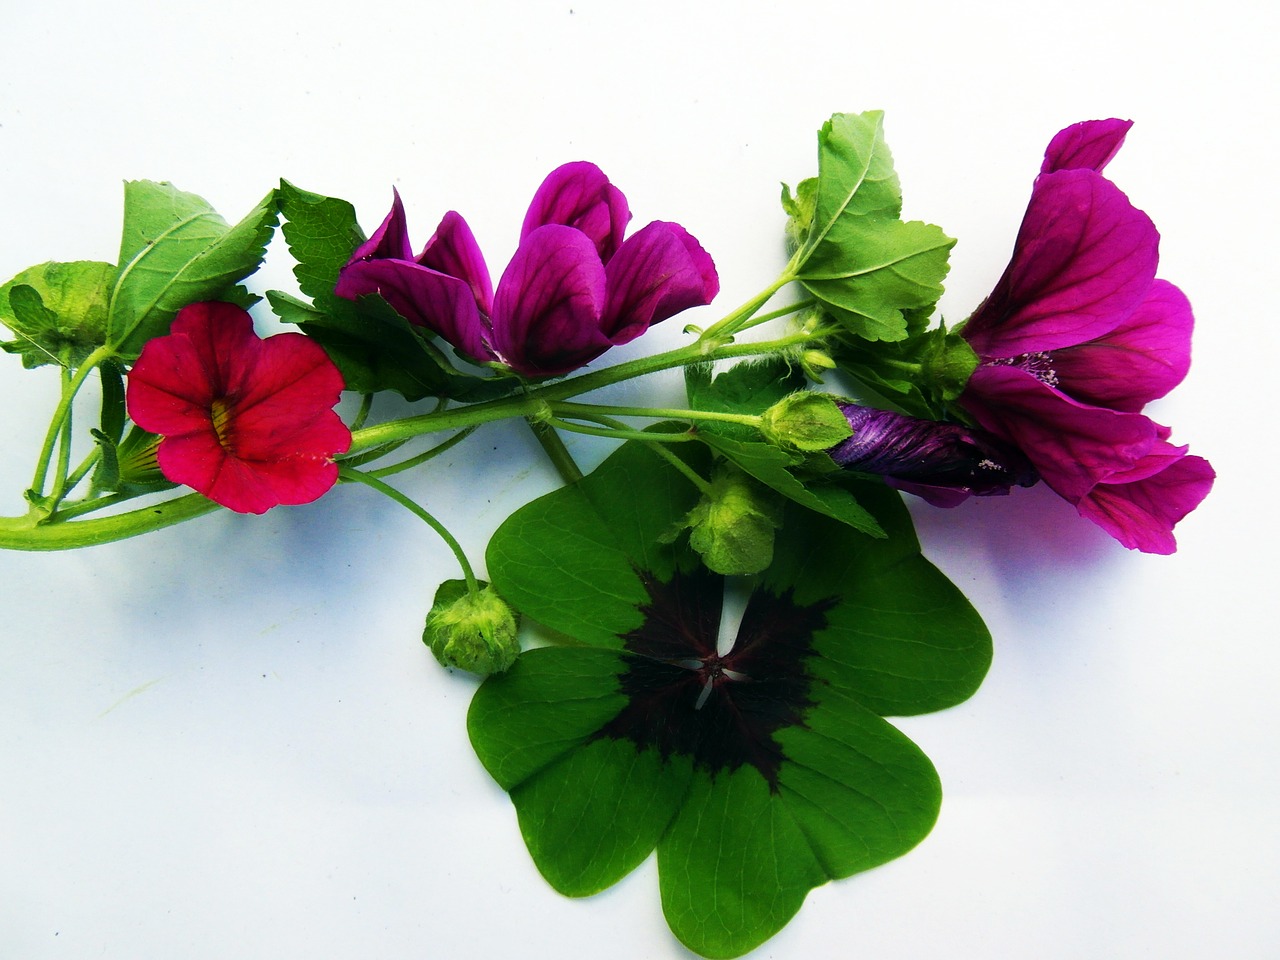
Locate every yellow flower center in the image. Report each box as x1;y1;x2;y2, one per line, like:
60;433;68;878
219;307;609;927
210;398;234;451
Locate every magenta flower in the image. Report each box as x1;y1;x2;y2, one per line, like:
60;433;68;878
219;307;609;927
335;162;719;377
957;119;1213;553
126;301;351;515
829;403;1037;507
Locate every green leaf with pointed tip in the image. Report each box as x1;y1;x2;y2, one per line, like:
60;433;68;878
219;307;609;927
276;180;366;307
802;111;903;258
800;215;955;342
790;112;954;343
107;182;277;358
0;261;115;368
472;440;990;958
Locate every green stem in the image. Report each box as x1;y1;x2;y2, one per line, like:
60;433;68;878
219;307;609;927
551;400;762;430
546;417;696;445
338;465;479;595
697;259;799;343
47;366;76;504
30;345;113;497
346;332;811;455
732;298;814;334
368;428;476;480
0;492;219;551
62;445;102;496
565;412;711;494
350;393;375;431
525;418;584;484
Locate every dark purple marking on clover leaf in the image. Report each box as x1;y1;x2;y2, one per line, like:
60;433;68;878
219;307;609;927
595;565;835;790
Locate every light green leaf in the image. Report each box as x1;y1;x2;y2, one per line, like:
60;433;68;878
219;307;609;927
107;182;277;358
0;261;115;368
801;111;902;260
790;111;955;343
801;216;955;342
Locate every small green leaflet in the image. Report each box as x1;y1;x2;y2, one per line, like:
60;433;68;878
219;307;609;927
471;441;991;958
107;181;277;359
787;111;955;343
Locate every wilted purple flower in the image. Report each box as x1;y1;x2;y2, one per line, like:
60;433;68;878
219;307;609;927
335;163;719;377
956;119;1213;553
829;403;1037;507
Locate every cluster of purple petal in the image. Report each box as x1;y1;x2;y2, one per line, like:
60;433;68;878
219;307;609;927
956;120;1214;554
336;162;719;377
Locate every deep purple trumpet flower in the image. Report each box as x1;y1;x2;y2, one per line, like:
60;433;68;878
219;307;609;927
956;119;1214;553
335;162;719;377
829;403;1038;507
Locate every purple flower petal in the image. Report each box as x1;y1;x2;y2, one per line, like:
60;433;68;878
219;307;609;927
1041;119;1134;174
335;259;494;364
601;221;719;342
1073;443;1215;554
1051;279;1193;412
963;169;1159;358
347;189;413;263
521;162;631;263
417;210;494;314
961;364;1158;501
830;403;1037;500
491;224;608;376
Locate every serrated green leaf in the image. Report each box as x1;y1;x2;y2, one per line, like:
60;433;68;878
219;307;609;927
790;111;954;343
276;179;366;307
801;111;902;260
800;216;955;342
107;182;277;358
471;440;991;958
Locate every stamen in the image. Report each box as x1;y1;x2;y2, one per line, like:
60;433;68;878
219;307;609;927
990;351;1059;387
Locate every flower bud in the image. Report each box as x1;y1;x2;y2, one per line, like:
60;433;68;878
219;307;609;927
828;403;1038;505
423;580;520;675
674;463;781;576
798;348;837;383
760;392;854;452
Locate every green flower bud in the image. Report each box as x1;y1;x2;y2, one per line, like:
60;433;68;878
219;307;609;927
423;580;520;675
675;463;781;576
799;348;837;383
759;392;854;452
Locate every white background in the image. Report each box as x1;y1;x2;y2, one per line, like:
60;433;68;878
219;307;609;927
2;1;1276;957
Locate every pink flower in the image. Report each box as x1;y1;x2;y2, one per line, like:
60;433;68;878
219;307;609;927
957;120;1213;553
126;301;351;514
334;162;719;377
